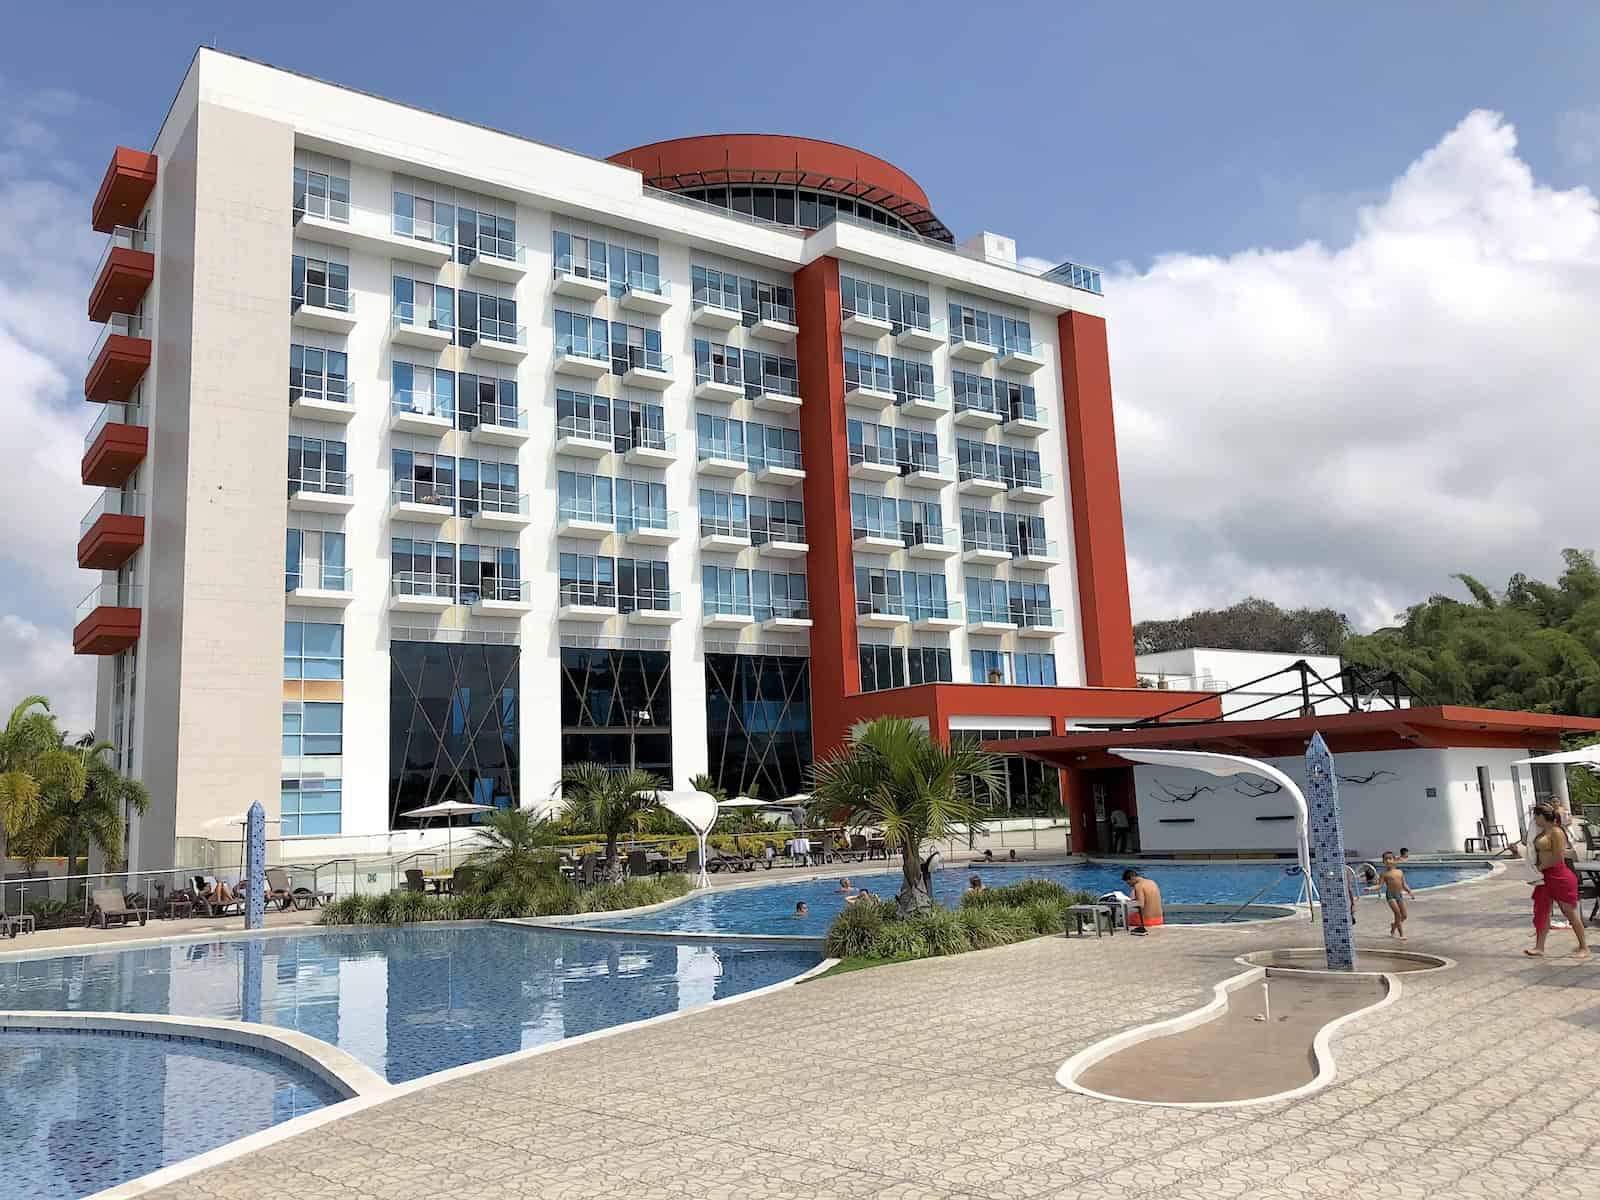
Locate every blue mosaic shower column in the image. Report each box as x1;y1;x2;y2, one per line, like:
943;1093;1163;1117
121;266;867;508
244;800;266;931
1305;732;1357;971
241;938;263;1025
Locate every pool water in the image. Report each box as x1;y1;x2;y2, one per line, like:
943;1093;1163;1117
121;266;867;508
0;1027;341;1198
593;861;1488;937
0;927;820;1085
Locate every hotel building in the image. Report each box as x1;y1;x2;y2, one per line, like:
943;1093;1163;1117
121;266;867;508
78;49;1205;869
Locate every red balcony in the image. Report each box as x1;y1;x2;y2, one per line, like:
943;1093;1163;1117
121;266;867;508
91;148;157;234
77;492;145;571
73;582;142;656
85;314;151;404
81;403;148;487
88;228;154;324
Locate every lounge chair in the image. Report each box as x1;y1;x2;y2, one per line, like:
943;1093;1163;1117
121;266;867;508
403;869;426;894
625;849;650;878
267;867;331;910
87;888;146;930
191;875;243;917
258;870;294;911
577;852;599;887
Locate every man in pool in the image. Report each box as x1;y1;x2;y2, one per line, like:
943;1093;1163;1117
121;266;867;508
792;901;808;918
1121;868;1163;932
966;875;985;895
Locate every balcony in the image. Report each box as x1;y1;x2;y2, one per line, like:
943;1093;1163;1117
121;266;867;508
469;581;533;616
911;600;963;632
391;309;453;351
852;524;904;554
390;573;455;613
958;469;1008;498
628;592;682;625
855;599;909;629
553;339;611;379
699;517;752;553
291;383;356;425
390;396;452;438
949;333;999;362
465;240;528;284
750;379;803;415
694;372;745;405
998;340;1046;373
1006;472;1053;504
1004;407;1048;437
754;451;805;486
294;204;451;269
558;503;615;539
903;457;955;490
289;471;355;515
906;527;959;560
468;320;528;364
841;305;893;339
291;286;357;335
622;431;677;469
757;524;809;559
469;407;531;448
288;567;354;609
967;608;1018;635
703;599;755;629
961;533;1013;566
552;258;609;302
1017;608;1066;637
897;386;949;420
691;290;743;330
558;583;618;622
1012;540;1061;569
88;227;154;324
85;314;150;404
895;318;945;353
762;602;813;631
621;511;679;547
92;148;157;234
618;274;672;316
844;381;896;412
555;415;614;459
953;399;1005;429
621;349;674;389
749;302;798;344
77;491;144;570
81;402;147;487
390;483;454;524
469;493;533;532
73;581;141;656
696;445;748;478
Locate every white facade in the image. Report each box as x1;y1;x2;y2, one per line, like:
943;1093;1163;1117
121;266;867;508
1135;648;1407;718
92;50;1107;869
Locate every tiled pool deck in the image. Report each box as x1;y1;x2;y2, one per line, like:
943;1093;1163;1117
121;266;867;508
129;872;1600;1198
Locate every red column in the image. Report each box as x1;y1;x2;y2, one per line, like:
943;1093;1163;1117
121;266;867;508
794;256;857;757
1058;311;1136;687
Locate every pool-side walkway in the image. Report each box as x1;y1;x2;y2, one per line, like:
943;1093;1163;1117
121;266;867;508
148;873;1599;1199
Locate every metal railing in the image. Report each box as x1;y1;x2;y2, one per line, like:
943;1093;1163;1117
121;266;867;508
559;498;616;527
559;581;617;608
554;333;610;364
391;306;453;337
391;391;453;422
287;565;352;593
75;580;141;622
392;479;455;509
79;489;143;534
392;571;455;601
556;412;615;443
755;518;808;545
619;510;677;537
293;283;351;313
83;401;146;452
88;313;148;364
289;469;352;497
290;379;353;407
908;598;962;623
553;252;608;283
700;515;752;540
471;317;526;349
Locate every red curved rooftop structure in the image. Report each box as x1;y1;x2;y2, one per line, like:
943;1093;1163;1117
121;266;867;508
608;133;952;242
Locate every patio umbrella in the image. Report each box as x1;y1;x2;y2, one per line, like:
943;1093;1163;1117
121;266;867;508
408;800;496;870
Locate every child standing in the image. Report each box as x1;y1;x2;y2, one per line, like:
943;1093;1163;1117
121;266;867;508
1370;851;1414;939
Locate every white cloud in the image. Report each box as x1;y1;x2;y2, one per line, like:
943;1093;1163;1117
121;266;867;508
1100;110;1600;629
0;615;94;735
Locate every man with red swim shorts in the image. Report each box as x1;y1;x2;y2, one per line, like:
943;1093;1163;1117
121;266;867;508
1122;868;1163;934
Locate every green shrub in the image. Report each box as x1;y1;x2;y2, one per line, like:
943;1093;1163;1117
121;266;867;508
823;896;889;957
910;906;972;957
956;905;1031;950
319;870;689;928
578;873;691;914
868;919;929;960
1015;898;1070;936
320;896;361;925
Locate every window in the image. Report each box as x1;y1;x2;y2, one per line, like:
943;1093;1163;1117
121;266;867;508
1006;579;1055;626
952;371;1002;418
560;552;615;607
459;288;518;348
560;646;672;778
855;565;905;617
290;344;348;405
900;569;949;620
392;362;455;422
842;275;931;335
557;388;612;442
741;347;799;398
291;254;349;312
857;643;905;693
740;276;796;326
998;445;1044;491
391;537;455;599
617;556;672;614
703;564;752;617
612;244;662;297
281;777;342;837
704;653;811;800
844;346;892;393
695;338;743;387
459;458;519;517
752;570;808;621
616;477;669;535
613;398;666;453
891;357;937;407
392;449;456;509
460;544;522;604
555;310;608;360
1013;652;1058;686
553;230;608;281
610;321;664;374
949;301;1032;354
282;701;342;756
459;206;518;264
293;160;350;223
284;621;344;680
850;491;904;541
966;576;1010;624
971;649;1007;686
895;426;941;474
750;495;805;545
908;646;954;685
392;275;454;335
558;470;614;525
848;418;898;469
392;187;454;246
1006;512;1050;558
286;529;346;591
692;264;741;311
957;437;1003;484
1000;378;1039;423
698;489;749;539
457;372;518;432
287;436;347;496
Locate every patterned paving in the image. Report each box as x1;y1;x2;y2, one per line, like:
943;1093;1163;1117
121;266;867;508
151;873;1600;1199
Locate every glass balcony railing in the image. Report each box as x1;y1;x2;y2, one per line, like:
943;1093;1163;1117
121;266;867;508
698;440;746;465
559;581;617;608
93;226;153;282
619;346;673;374
895;384;948;410
555;333;610;365
760;599;811;622
895;314;944;340
88;314;148;365
464;578;528;604
467;234;525;266
756;518;807;545
949;329;998;354
851;515;903;542
289;470;352;497
856;595;907;619
1006;401;1043;425
700;515;751;541
1018;606;1063;628
629;590;680;616
967;605;1014;626
293;187;350;225
559;499;615;527
1005;469;1053;494
390;211;455;247
391;571;453;601
696;366;745;390
556;413;614;442
472;317;526;348
907;598;961;624
704;596;755;619
750;446;803;472
907;525;959;551
472;403;527;431
625;270;669;299
553;253;608;283
292;283;351;314
79;490;144;535
692;284;741;313
291;379;353;408
392;480;455;509
391;305;453;337
77;580;141;622
621;427;674;454
1012;538;1060;560
391;393;454;423
468;489;528;517
748;374;800;399
753;299;797;326
286;566;352;593
953;392;1006;420
848;443;897;470
999;336;1042;359
904;455;954;478
958;460;1007;485
619;510;678;536
845;370;895;395
83;402;147;452
842;294;891;323
962;527;1010;554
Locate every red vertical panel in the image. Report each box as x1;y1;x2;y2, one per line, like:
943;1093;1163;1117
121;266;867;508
1058;311;1136;687
794;256;857;758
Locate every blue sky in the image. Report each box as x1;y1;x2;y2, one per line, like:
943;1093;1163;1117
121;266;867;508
4;4;1600;729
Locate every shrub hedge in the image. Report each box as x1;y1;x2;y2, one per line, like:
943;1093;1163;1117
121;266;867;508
320;872;692;926
821;878;1096;963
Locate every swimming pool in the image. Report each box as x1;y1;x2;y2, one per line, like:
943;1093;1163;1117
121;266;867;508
0;927;821;1086
0;1027;341;1198
591;861;1489;937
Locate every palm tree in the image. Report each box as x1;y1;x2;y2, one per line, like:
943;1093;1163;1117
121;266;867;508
0;696;59;866
554;762;664;882
465;806;559;895
13;738;149;883
808;717;1001;916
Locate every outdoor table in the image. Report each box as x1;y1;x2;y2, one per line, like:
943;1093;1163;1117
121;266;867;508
423;872;454;895
1065;904;1115;938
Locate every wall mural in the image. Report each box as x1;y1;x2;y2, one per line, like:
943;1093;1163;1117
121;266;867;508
1336;769;1397;786
1149;780;1216;805
1232;777;1284;798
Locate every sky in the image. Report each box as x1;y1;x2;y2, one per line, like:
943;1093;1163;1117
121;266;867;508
2;2;1600;730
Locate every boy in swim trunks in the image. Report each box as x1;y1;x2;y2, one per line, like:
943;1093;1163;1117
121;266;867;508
1121;868;1163;933
1369;851;1414;939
